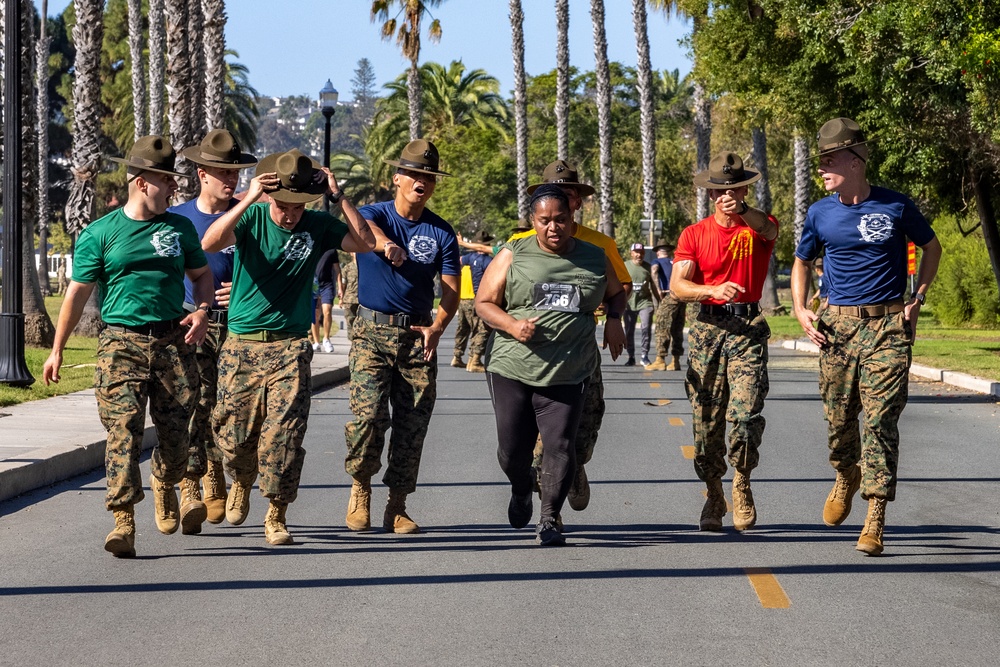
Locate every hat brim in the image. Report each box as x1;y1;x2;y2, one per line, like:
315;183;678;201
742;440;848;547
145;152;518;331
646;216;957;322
810;139;871;160
180;145;258;169
256;152;327;204
109;156;187;179
693;169;761;190
384;159;451;177
526;181;596;197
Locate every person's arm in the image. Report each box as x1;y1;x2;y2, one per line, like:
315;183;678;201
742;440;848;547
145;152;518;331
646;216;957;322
475;248;538;342
42;280;97;385
791;257;826;346
203;173;278;251
602;256;626;360
181;265;213;345
322;168;379;255
457;233;496;256
649;262;663;299
412;273;460;361
715;190;778;240
904;236;942;339
669;258;745;303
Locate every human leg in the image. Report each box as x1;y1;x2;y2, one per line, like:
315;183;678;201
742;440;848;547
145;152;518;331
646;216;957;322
452;299;472;364
487;372;538;529
638;305;654;364
623;308;638;363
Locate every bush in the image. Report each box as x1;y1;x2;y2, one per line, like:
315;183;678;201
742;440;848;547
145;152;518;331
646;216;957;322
933;213;1000;328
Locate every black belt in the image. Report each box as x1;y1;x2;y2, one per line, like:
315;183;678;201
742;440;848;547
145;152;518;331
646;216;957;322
207;309;228;325
104;318;181;337
357;305;430;329
700;302;761;319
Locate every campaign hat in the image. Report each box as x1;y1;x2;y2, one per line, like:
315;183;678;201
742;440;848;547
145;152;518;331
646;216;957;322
181;129;258;169
693;151;760;189
110;135;186;178
526;160;596;197
651;238;674;252
384;139;451;176
472;230;494;243
814;117;871;158
255;149;327;204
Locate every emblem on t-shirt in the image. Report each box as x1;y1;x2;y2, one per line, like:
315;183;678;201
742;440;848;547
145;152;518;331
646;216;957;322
220;245;236;255
283;232;314;261
408;235;438;264
150;231;182;257
858;213;893;243
727;228;754;260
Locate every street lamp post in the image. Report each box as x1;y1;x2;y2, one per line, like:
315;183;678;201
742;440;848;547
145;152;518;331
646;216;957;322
319;79;339;212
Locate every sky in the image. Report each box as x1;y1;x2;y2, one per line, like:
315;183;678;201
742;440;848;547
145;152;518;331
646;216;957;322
37;0;693;101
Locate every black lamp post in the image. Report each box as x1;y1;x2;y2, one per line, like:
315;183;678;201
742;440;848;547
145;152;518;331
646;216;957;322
319;79;339;212
0;2;35;387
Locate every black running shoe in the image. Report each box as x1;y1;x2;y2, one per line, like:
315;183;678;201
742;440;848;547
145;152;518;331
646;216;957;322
536;517;566;546
508;492;533;529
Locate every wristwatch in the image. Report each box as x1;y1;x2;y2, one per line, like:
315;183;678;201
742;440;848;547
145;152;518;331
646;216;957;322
738;200;749;215
913;292;926;305
330;189;343;204
196;304;211;313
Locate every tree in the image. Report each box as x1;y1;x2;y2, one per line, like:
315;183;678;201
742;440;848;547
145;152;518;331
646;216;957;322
222;49;259;151
590;0;614;237
148;0;165;134
186;0;205;137
350;57;378;124
370;0;443;139
202;0;226;130
165;0;197;200
126;0;146;139
632;0;657;231
36;0;53;297
554;0;569;161
509;0;528;221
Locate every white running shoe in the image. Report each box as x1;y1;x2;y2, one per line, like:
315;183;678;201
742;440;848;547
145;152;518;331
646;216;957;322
312;342;320;351
322;339;334;353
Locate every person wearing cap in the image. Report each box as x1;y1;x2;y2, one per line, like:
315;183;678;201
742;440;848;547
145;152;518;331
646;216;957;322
168;128;258;533
510;159;632;514
202;148;388;546
42;135;215;558
646;239;687;371
344;139;461;535
671;151;779;532
791;117;941;556
623;242;657;366
451;264;477;368
314;249;342;352
459;229;495;372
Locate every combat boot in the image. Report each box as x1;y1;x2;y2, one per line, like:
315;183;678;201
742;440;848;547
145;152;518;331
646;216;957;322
226;480;252;526
856;497;887;556
823;464;861;526
668;355;682;371
346;478;372;531
151;476;179;535
644;356;667;371
179;475;208;535
567;464;590;511
264;500;294;545
202;459;227;524
466;354;486;373
104;505;136;558
732;468;756;531
700;478;726;531
384;488;420;534
451;355;464;368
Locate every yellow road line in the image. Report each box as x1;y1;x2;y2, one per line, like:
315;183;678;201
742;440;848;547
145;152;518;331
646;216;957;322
680;445;695;459
658;399;671;406
643;371;652;378
669;417;684;426
649;382;661;388
744;568;791;609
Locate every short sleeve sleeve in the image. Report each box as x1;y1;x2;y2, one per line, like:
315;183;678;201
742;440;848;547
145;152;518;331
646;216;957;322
71;224;103;284
795;208;821;262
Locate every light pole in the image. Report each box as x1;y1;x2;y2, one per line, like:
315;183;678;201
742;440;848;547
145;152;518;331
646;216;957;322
319;79;339;212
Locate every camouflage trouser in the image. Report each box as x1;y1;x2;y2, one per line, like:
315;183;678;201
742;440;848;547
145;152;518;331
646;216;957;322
532;363;604;469
186;322;228;476
213;336;313;504
654;294;688;358
345;316;437;493
453;299;476;358
95;326;198;510
685;312;770;481
343;302;359;340
469;314;491;358
624;305;654;358
818;310;911;501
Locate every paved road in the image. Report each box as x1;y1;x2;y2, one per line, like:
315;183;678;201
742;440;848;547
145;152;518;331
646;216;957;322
2;330;999;666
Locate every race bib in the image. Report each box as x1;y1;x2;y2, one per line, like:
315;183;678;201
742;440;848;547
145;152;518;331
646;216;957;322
532;282;581;313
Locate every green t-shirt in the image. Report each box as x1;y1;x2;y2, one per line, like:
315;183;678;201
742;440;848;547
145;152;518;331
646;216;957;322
228;203;347;335
486;236;607;387
626;260;654;311
72;207;207;325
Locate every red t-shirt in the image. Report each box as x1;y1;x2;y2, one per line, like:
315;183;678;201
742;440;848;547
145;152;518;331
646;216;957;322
674;214;777;305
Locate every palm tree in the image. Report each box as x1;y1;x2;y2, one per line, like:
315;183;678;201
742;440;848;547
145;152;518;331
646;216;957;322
202;0;227;130
590;0;614;237
36;0;53;297
148;0;165;134
222;49;259;151
510;0;528;221
793;132;810;246
632;0;657;235
127;0;147;139
751;126;784;314
165;0;196;200
331;130;394;205
187;0;205;137
370;0;443;140
554;0;570;162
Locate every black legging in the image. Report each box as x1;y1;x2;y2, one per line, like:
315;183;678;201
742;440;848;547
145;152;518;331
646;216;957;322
486;372;588;522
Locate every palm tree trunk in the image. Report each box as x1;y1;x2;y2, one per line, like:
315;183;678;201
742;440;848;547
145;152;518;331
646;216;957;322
590;0;613;237
407;60;422;140
633;0;656;233
165;0;196;201
148;0;165;135
693;81;711;220
509;0;528;222
186;0;205;138
554;0;569;162
127;0;147;139
36;0;52;298
793;131;810;246
201;0;226;130
752;126;783;314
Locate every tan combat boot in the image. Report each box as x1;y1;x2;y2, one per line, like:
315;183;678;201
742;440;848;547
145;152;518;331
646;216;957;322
856;497;887;556
567;464;590;511
732;468;756;531
384;488;420;534
823;464;861;526
179;475;208;535
668;356;682;371
450;355;464;368
226;480;252;526
466;354;486;373
644;356;667;371
700;478;726;531
202;459;227;524
346;478;372;531
264;500;294;545
104;505;136;558
151;476;179;535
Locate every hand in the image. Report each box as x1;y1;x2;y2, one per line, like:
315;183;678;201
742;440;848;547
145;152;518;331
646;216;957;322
794;306;827;347
411;323;444;361
602;318;625;360
716;189;743;217
249;172;280;200
318;167;340;196
383;241;407;267
181;310;209;346
215;281;232;308
904;299;922;342
42;350;62;386
712;281;745;303
510;316;539;343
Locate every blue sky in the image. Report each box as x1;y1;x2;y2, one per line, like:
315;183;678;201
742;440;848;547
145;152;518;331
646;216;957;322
37;1;692;100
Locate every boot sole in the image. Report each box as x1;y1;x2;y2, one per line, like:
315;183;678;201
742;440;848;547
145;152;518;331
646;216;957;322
384;522;420;534
856;539;884;556
699;520;723;531
180;502;208;535
104;535;136;558
346;519;371;532
266;533;294;545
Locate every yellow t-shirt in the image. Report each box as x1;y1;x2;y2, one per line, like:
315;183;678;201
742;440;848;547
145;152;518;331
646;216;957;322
508;225;631;287
460;265;475;300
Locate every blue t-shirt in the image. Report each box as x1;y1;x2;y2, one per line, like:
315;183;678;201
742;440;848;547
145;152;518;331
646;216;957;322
357;200;460;316
796;187;935;305
460;251;493;294
651;256;673;291
169;197;237;308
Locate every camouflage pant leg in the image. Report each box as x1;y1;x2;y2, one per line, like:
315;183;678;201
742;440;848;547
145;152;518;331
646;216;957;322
654;295;687;358
215;337;313;503
344;302;359;340
452;299;474;357
187;322;228;476
469;312;492;358
669;301;688;357
384;330;438;493
819;311;911;501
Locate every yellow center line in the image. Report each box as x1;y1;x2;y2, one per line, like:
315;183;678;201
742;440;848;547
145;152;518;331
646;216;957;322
680;445;695;459
649;382;661;388
657;399;671;406
744;568;791;609
669;417;684;426
643;372;652;378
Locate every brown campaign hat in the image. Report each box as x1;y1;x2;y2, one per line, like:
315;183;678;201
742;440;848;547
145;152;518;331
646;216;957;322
651;238;674;252
181;129;258;168
527;159;596;197
110;135;186;178
384;139;451;176
814;117;870;157
472;230;494;244
693;151;761;189
255;149;327;204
